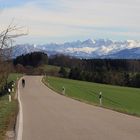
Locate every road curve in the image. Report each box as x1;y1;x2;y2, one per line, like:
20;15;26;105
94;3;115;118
19;76;140;140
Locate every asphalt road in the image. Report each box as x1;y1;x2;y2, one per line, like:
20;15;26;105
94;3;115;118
19;76;140;140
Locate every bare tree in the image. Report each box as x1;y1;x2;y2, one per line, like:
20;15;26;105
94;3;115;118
0;21;27;89
0;21;27;56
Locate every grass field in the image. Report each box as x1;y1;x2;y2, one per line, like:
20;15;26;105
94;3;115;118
41;65;60;73
40;65;70;75
7;73;22;83
0;73;22;140
45;76;140;116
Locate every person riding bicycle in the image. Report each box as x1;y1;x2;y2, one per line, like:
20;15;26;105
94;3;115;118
22;78;25;87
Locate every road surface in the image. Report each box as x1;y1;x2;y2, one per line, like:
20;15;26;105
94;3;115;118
18;76;140;140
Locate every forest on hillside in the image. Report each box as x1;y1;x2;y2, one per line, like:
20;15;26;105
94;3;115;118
49;54;140;88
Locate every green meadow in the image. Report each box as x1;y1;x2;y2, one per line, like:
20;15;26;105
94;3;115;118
39;65;70;75
45;76;140;116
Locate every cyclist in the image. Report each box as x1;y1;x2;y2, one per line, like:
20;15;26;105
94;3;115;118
22;78;25;88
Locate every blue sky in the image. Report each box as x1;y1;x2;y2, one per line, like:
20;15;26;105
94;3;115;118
0;0;140;44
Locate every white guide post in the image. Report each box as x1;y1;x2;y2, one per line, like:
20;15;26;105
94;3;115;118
12;84;14;92
99;92;102;106
62;86;65;95
8;88;11;102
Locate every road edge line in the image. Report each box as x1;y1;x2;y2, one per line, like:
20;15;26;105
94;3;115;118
16;78;23;140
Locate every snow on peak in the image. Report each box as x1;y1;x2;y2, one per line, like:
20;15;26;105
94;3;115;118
126;40;140;49
66;47;97;54
34;44;37;48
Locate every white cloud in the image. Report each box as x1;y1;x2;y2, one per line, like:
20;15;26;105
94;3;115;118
0;0;140;43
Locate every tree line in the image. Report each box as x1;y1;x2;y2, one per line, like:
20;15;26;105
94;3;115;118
13;53;140;88
14;52;48;67
49;54;140;88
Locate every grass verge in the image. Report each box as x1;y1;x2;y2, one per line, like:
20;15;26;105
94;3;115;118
43;76;140;117
0;73;22;140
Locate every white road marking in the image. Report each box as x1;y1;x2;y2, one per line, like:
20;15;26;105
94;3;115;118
17;79;23;140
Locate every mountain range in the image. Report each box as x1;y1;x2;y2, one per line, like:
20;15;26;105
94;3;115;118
11;39;140;59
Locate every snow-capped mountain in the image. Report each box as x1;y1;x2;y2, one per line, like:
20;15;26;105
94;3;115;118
12;39;140;59
12;44;42;58
103;48;140;59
